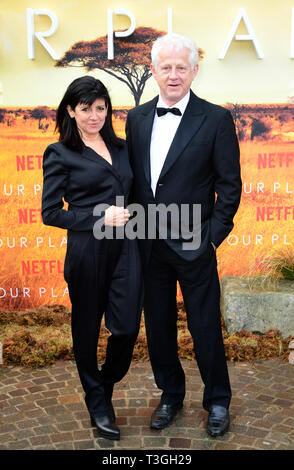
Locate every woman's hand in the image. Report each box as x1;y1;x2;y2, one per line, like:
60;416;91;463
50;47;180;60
104;205;130;226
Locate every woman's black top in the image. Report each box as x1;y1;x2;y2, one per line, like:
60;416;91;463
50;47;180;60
41;140;133;232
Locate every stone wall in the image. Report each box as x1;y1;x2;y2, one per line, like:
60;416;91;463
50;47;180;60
220;276;294;338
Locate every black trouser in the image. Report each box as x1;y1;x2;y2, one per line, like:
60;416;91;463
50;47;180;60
65;232;143;417
143;239;231;412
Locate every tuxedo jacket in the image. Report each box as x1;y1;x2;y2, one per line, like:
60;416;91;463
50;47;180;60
126;90;242;266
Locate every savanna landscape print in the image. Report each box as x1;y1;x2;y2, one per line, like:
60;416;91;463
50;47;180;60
0;23;293;310
0;101;293;309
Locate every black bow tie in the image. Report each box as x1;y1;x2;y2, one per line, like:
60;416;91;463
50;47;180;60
156;107;182;117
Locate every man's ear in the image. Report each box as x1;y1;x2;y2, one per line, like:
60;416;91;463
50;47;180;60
67;105;75;118
150;62;156;77
192;64;199;79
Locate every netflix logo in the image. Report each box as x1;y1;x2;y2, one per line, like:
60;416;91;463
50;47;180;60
18;208;42;224
16;155;43;171
258;152;294;169
256;206;294;221
21;260;64;275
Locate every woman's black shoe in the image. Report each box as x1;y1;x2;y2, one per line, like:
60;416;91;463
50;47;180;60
90;415;120;440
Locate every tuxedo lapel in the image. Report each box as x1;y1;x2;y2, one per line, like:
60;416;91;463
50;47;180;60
159;92;206;180
137;97;158;185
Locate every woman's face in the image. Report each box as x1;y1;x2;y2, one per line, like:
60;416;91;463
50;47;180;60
67;98;108;140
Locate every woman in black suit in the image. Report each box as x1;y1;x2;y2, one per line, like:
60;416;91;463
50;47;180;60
42;76;143;440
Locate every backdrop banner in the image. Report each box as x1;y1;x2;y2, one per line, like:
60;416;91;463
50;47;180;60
0;0;293;309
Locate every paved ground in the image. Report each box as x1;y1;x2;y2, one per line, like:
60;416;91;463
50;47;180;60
0;358;293;451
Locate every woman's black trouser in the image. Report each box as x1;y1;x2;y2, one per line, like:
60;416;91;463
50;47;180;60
65;231;143;417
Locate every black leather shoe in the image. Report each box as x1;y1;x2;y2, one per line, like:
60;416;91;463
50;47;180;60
150;402;183;430
90;415;120;440
206;405;230;437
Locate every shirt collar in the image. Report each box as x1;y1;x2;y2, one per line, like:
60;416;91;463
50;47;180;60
157;91;190;115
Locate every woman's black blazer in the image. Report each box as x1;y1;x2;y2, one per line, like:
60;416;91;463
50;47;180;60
41;141;132;231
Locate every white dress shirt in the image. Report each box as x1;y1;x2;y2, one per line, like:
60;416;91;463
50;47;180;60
150;91;190;196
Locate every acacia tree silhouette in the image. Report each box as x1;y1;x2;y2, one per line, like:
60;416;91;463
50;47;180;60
56;27;204;107
30;106;55;129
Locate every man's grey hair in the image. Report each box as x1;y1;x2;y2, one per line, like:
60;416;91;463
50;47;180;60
151;33;199;71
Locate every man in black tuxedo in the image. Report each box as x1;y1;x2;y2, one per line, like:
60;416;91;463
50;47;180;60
126;33;242;437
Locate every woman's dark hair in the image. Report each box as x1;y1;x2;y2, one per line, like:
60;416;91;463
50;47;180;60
55;76;123;151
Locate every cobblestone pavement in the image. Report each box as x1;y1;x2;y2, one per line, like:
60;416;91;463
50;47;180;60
0;358;293;451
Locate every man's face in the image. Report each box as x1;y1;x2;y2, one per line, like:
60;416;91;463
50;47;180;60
151;46;198;106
